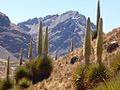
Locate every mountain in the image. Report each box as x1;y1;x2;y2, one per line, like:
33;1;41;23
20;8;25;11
0;45;18;61
0;11;95;59
0;12;10;27
18;10;95;56
0;12;36;59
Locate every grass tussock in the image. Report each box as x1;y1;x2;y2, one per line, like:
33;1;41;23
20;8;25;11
111;53;120;73
72;64;88;90
96;74;120;90
0;79;13;90
87;64;110;85
18;78;32;89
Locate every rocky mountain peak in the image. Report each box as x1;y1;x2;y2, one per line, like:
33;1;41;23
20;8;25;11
17;10;95;57
62;10;79;17
0;12;10;27
0;11;95;59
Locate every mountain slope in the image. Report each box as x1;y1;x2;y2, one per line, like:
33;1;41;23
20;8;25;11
18;10;95;56
0;45;18;61
0;11;95;59
28;27;120;90
0;12;36;58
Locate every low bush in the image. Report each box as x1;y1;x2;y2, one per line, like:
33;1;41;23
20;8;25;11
96;74;120;90
32;56;53;84
0;79;13;90
111;53;120;73
87;64;109;85
14;56;53;84
15;66;28;84
18;78;31;89
72;64;88;90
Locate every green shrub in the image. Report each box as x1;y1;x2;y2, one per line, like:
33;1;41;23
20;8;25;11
0;79;13;90
96;74;120;90
15;66;28;84
25;61;31;70
32;56;53;84
72;65;88;90
111;53;120;73
87;64;109;85
18;78;31;89
24;60;36;83
20;56;53;84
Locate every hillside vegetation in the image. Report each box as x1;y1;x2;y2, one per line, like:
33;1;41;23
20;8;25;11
0;0;120;90
28;27;120;90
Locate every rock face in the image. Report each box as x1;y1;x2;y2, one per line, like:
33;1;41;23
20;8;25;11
0;12;10;27
0;11;95;58
0;12;36;59
17;17;39;32
0;27;36;58
18;10;95;56
107;41;119;53
0;46;18;61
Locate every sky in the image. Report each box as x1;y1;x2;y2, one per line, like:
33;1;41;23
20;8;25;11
0;0;120;33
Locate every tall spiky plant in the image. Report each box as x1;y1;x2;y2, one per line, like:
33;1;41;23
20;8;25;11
28;40;32;62
83;17;91;65
55;51;58;60
38;21;43;56
42;34;45;56
2;57;13;90
44;26;48;56
19;48;23;65
6;57;10;80
70;37;74;52
96;0;100;30
92;0;101;40
96;18;103;65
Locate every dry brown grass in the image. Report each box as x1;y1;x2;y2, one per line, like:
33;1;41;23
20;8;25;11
28;28;120;90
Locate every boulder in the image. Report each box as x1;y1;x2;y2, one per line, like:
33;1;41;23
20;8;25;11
107;41;119;53
70;56;79;64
